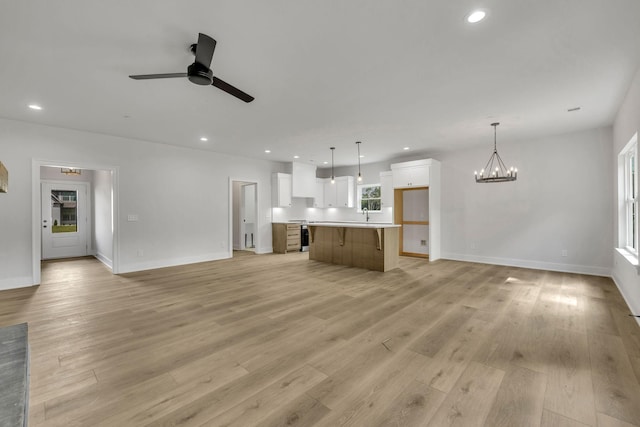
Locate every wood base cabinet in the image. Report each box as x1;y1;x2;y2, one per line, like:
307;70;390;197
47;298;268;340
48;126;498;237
308;224;400;271
272;223;301;253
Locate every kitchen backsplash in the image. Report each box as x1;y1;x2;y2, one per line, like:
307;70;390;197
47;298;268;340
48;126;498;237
272;197;393;223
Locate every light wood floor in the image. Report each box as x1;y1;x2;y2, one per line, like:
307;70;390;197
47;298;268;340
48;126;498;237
1;254;639;426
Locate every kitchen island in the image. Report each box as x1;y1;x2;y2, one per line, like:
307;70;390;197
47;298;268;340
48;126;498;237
307;222;401;272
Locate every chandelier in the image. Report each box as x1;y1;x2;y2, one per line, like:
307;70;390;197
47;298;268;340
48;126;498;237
474;122;517;183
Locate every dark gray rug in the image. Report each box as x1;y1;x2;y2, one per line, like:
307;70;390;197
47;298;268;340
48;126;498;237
0;323;29;427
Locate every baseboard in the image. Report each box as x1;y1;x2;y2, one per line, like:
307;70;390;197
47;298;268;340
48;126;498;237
611;272;640;327
117;251;231;274
94;252;113;270
0;276;36;291
441;252;611;277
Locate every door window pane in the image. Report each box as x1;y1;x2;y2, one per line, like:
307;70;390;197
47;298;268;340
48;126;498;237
51;190;78;233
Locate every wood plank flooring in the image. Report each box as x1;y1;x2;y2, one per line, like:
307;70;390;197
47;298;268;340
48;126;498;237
1;253;639;426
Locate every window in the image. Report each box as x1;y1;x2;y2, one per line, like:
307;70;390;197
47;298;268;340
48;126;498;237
358;184;381;212
621;134;638;255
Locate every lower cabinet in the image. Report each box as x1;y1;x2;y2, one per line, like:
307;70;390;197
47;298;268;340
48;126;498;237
272;223;301;253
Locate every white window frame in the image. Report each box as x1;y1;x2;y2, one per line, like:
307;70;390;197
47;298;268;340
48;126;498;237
620;133;638;258
357;183;382;213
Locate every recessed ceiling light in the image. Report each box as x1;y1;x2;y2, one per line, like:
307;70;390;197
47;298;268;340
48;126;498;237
359;155;364;158
466;10;486;23
265;149;271;153
200;137;208;142
403;147;410;151
567;107;581;112
293;155;300;159
28;104;42;110
323;161;328;165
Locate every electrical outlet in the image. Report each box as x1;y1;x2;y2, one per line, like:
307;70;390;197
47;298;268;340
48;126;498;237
420;240;427;246
127;214;139;222
561;249;568;257
137;249;144;257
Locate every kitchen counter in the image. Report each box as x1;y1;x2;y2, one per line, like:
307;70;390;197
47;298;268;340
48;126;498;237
307;221;400;229
308;223;399;271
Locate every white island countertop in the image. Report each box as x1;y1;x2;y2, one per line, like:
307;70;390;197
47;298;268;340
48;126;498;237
307;222;400;229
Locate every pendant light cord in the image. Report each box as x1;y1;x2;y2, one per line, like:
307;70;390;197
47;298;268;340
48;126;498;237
356;141;362;181
330;147;335;181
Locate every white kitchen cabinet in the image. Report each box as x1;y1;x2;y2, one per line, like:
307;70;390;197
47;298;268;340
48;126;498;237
292;162;317;198
380;171;393;208
391;159;430;188
324;176;354;208
313;178;326;208
271;173;292;207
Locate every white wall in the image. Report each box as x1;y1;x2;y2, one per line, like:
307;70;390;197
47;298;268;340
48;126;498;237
94;169;113;268
437;127;613;276
0;118;280;289
232;181;243;250
612;65;640;318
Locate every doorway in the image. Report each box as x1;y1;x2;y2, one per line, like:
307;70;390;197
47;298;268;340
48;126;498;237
394;187;429;258
32;161;119;285
41;181;89;259
230;179;258;256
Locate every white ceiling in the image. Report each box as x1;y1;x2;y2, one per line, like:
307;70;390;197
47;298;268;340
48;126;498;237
1;0;639;167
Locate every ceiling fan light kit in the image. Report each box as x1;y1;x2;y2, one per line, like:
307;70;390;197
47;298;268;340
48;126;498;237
129;33;254;103
474;122;518;183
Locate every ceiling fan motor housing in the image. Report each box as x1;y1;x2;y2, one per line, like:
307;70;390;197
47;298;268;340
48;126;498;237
187;62;213;85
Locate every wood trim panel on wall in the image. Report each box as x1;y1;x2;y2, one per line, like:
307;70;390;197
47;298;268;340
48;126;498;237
394;186;429;259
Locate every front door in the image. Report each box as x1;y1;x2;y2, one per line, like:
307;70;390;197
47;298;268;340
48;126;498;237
41;182;89;259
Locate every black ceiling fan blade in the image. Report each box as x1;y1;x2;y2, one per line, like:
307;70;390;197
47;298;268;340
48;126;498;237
129;73;188;80
212;76;254;103
195;33;217;68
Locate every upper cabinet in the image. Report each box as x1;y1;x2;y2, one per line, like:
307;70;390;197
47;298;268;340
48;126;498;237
323;176;354;208
391;159;431;188
291;162;317;198
272;173;292;207
313;178;325;208
380;171;394;208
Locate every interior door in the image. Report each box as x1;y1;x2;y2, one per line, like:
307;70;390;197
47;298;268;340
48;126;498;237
394;187;429;258
241;183;256;249
41;182;89;259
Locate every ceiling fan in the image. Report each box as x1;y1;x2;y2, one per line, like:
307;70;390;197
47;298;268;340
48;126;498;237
129;33;254;103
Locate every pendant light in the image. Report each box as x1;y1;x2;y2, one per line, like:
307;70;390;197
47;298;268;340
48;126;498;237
330;147;335;184
474;122;518;183
356;141;363;182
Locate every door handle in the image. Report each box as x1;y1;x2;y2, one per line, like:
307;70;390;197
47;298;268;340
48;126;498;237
43;225;47;228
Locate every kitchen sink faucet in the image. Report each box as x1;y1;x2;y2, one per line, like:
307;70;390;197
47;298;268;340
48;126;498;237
363;207;369;222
